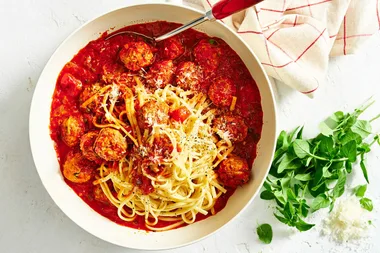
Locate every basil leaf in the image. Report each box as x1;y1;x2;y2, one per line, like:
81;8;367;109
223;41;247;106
360;154;369;183
286;188;297;201
257;224;273;244
296;126;304;139
354;184;367;197
294;218;315;231
277;153;298;173
293;140;311;159
284;202;295;220
294;173;312;181
341;140;357;162
260;190;275;200
351;120;372;139
274;212;288;224
345;161;352;173
311;194;330;211
332;172;346;198
340;130;362;145
288;126;301;143
276;130;288;150
318;135;334;155
360;198;373;212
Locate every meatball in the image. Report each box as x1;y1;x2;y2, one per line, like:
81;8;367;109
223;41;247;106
175;61;202;91
80;131;101;162
102;62;133;85
93;185;110;204
213;115;248;143
149;134;174;160
94;128;128;161
79;83;103;113
137;101;170;129
193;39;221;74
119;41;154;71
208;77;236;107
60;73;83;97
170;106;191;123
145;60;175;89
162;36;185;60
61;115;85;147
218;156;250;188
63;152;94;183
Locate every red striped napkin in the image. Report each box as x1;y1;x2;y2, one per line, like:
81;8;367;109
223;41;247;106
201;0;380;96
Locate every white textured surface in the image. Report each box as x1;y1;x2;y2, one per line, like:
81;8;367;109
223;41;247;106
0;0;379;252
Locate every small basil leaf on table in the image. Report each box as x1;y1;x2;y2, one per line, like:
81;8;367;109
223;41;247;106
360;198;373;212
354;184;367;197
256;224;273;244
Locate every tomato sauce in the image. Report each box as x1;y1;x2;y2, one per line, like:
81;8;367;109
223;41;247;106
50;21;262;231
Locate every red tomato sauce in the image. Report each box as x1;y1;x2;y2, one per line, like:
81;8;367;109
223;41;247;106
50;21;263;231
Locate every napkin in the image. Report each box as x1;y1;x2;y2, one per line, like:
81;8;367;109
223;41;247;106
197;0;380;96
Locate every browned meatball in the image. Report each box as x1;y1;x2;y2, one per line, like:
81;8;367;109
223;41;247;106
63;152;95;183
213;115;248;143
79;83;103;113
149;134;174;160
217;156;250;188
146;60;175;88
94;128;128;161
193;39;221;74
162;36;185;60
61;115;85;147
137;101;169;129
175;61;202;91
119;41;154;71
102;62;134;85
80;131;101;162
208;77;236;107
60;73;83;97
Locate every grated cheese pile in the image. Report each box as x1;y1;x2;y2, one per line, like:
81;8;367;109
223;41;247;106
322;196;371;243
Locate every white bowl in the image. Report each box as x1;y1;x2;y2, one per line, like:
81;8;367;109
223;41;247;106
29;3;276;250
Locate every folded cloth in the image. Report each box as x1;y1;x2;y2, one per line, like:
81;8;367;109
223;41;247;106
199;0;380;96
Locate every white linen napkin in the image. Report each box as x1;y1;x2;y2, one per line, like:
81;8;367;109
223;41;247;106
194;0;380;96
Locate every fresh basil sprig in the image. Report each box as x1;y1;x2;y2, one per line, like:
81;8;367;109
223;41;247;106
261;99;379;231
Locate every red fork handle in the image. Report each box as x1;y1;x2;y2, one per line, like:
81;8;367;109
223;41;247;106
212;0;264;20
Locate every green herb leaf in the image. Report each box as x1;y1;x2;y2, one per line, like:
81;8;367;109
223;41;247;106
340;130;362;145
293;140;311;159
360;154;369;183
351;120;372;139
274;212;288;224
311;194;330;211
260;190;275;200
341;140;357;162
256;224;273;244
345;161;352;173
277;153;298;173
332;172;346;198
318;135;334;156
294;218;315;231
294;173;312;181
353;184;367;197
360;198;373;212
